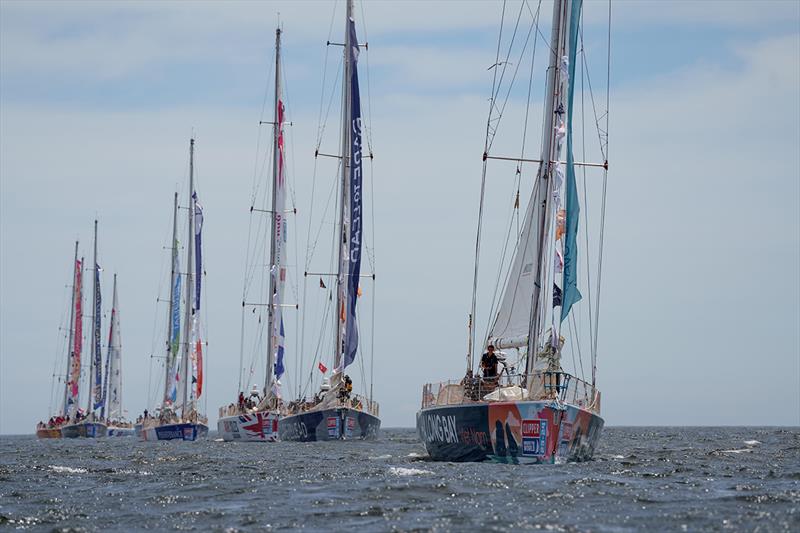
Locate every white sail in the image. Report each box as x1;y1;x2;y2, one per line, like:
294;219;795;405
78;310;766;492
488;186;543;349
106;275;123;420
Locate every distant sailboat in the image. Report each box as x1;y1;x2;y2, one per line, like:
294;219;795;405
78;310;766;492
140;139;208;441
36;241;80;439
62;220;107;438
417;0;609;463
218;26;288;443
103;274;133;436
279;0;380;441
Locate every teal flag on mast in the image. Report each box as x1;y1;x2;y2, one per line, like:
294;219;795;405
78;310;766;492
561;0;583;322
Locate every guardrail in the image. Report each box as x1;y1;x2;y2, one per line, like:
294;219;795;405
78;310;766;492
220;393;380;419
421;371;600;414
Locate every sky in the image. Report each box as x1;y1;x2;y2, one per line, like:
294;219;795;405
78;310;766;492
1;0;798;435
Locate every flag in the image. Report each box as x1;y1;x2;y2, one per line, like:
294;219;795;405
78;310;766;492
319;277;326;289
318;362;327;374
553;283;563;307
342;15;363;370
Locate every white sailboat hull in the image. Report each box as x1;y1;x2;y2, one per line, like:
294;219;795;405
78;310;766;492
218;411;280;442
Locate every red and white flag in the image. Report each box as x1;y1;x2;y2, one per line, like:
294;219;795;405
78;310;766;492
318;362;327;374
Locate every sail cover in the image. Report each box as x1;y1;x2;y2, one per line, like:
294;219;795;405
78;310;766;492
92;264;103;410
343;16;363;369
489;186;543;348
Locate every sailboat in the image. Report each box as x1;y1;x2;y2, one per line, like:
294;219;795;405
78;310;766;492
278;0;380;441
102;274;133;436
416;0;609;463
62;220;108;438
36;241;81;439
140;139;208;441
218;27;288;442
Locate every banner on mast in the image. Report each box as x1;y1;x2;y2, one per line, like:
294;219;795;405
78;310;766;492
560;0;583;322
93;264;103;410
342;16;363;370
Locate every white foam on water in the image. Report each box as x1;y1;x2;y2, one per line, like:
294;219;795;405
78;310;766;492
743;440;761;447
369;454;392;460
114;468;153;476
406;452;424;458
388;466;432;476
49;465;87;474
719;448;753;454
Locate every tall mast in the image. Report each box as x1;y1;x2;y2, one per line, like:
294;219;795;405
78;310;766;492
265;27;281;396
526;0;569;375
163;192;179;405
334;0;354;370
111;274;120;419
87;220;98;414
62;240;79;416
181;138;195;417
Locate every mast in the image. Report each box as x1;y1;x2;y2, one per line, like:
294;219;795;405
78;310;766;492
62;240;79;416
525;0;568;376
111;274;119;419
265;27;281;397
181;138;195;417
87;220;99;415
334;0;353;370
163;192;179;405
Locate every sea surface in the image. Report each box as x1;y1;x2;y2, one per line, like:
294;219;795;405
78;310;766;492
0;427;797;531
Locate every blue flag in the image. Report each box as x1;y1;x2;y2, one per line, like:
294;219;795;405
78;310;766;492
561;0;583;322
343;16;363;369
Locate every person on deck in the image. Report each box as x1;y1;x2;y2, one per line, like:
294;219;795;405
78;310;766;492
480;345;499;379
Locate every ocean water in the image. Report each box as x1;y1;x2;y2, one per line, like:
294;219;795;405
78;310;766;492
0;427;797;531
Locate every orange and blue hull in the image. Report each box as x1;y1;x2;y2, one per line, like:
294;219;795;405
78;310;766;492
417;401;603;463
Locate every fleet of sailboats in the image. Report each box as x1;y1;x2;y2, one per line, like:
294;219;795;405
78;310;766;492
34;1;611;460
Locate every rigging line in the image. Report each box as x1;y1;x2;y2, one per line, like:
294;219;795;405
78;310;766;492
486;0;526;150
525;0;557;59
470;0;509;370
579;24;595;364
592;0;612;387
316;0;339;148
359;0;374;154
580;42;607;160
569;312;586;384
519;0;543;163
317;57;344;151
484;180;526;341
488;2;539;154
306;168;340;268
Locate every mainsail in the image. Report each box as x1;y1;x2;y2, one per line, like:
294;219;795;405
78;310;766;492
489;191;543;349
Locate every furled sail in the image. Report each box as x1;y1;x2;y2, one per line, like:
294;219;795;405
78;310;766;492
92;263;103;410
104;276;122;420
67;259;83;416
488;188;543;349
272;99;288;382
342;15;363;369
167;250;182;405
